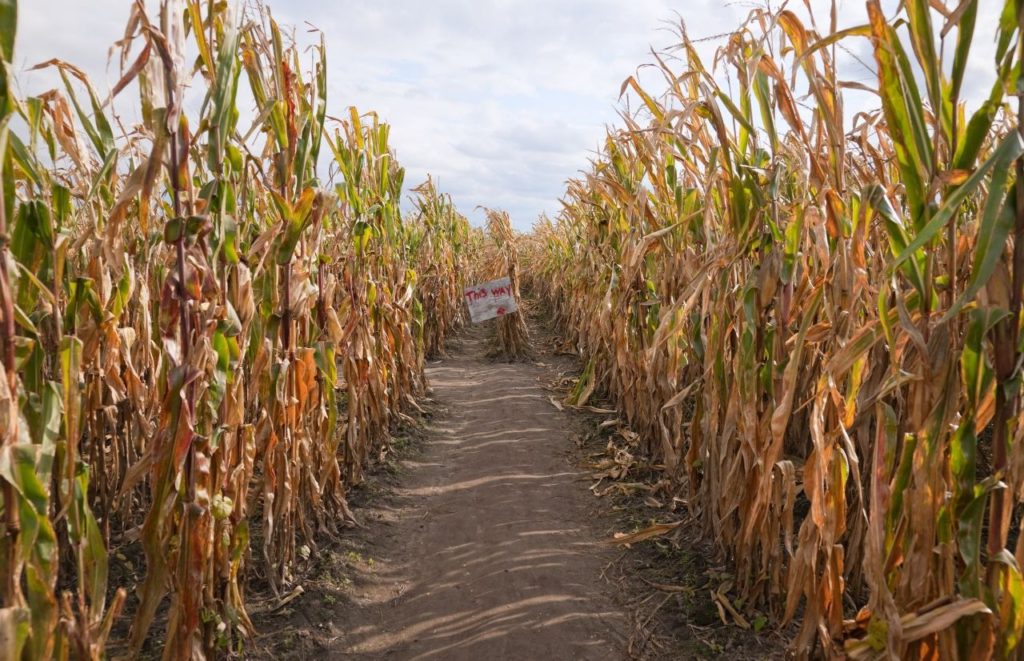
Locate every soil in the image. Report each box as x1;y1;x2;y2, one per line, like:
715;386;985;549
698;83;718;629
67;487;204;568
249;313;786;660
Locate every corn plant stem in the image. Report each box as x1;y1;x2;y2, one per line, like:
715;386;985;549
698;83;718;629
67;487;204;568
163;53;202;654
172;157;195;496
283;262;292;355
989;14;1024;584
205;19;227;653
0;148;20;608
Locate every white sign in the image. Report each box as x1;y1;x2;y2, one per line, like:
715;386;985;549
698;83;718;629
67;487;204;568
464;277;518;323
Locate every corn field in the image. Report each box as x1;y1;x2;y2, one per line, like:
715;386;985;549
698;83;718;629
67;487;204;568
0;0;474;657
532;0;1024;657
8;0;1024;658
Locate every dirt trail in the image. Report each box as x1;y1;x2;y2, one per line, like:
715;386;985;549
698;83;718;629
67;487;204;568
328;324;628;659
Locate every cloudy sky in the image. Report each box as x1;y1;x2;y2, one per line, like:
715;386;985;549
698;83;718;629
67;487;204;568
16;1;1001;229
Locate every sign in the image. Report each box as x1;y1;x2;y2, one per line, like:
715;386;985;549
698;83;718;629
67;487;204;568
464;276;518;323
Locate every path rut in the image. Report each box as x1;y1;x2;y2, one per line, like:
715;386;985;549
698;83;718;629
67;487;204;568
334;326;628;659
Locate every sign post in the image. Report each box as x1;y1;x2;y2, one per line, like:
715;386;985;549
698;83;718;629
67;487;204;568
463;276;518;323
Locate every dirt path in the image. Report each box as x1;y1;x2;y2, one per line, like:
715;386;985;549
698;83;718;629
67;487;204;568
320;324;627;659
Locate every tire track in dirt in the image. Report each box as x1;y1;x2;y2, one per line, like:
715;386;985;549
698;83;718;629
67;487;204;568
332;324;628;659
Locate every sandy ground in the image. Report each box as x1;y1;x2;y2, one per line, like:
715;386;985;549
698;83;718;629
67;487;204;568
321;324;628;659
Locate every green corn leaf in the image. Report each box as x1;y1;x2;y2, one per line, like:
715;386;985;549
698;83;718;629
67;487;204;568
868;0;930;227
943;187;1015;322
894;133;1024;268
949;1;978;105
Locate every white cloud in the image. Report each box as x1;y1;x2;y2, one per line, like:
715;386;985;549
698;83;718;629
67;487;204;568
16;1;1004;230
